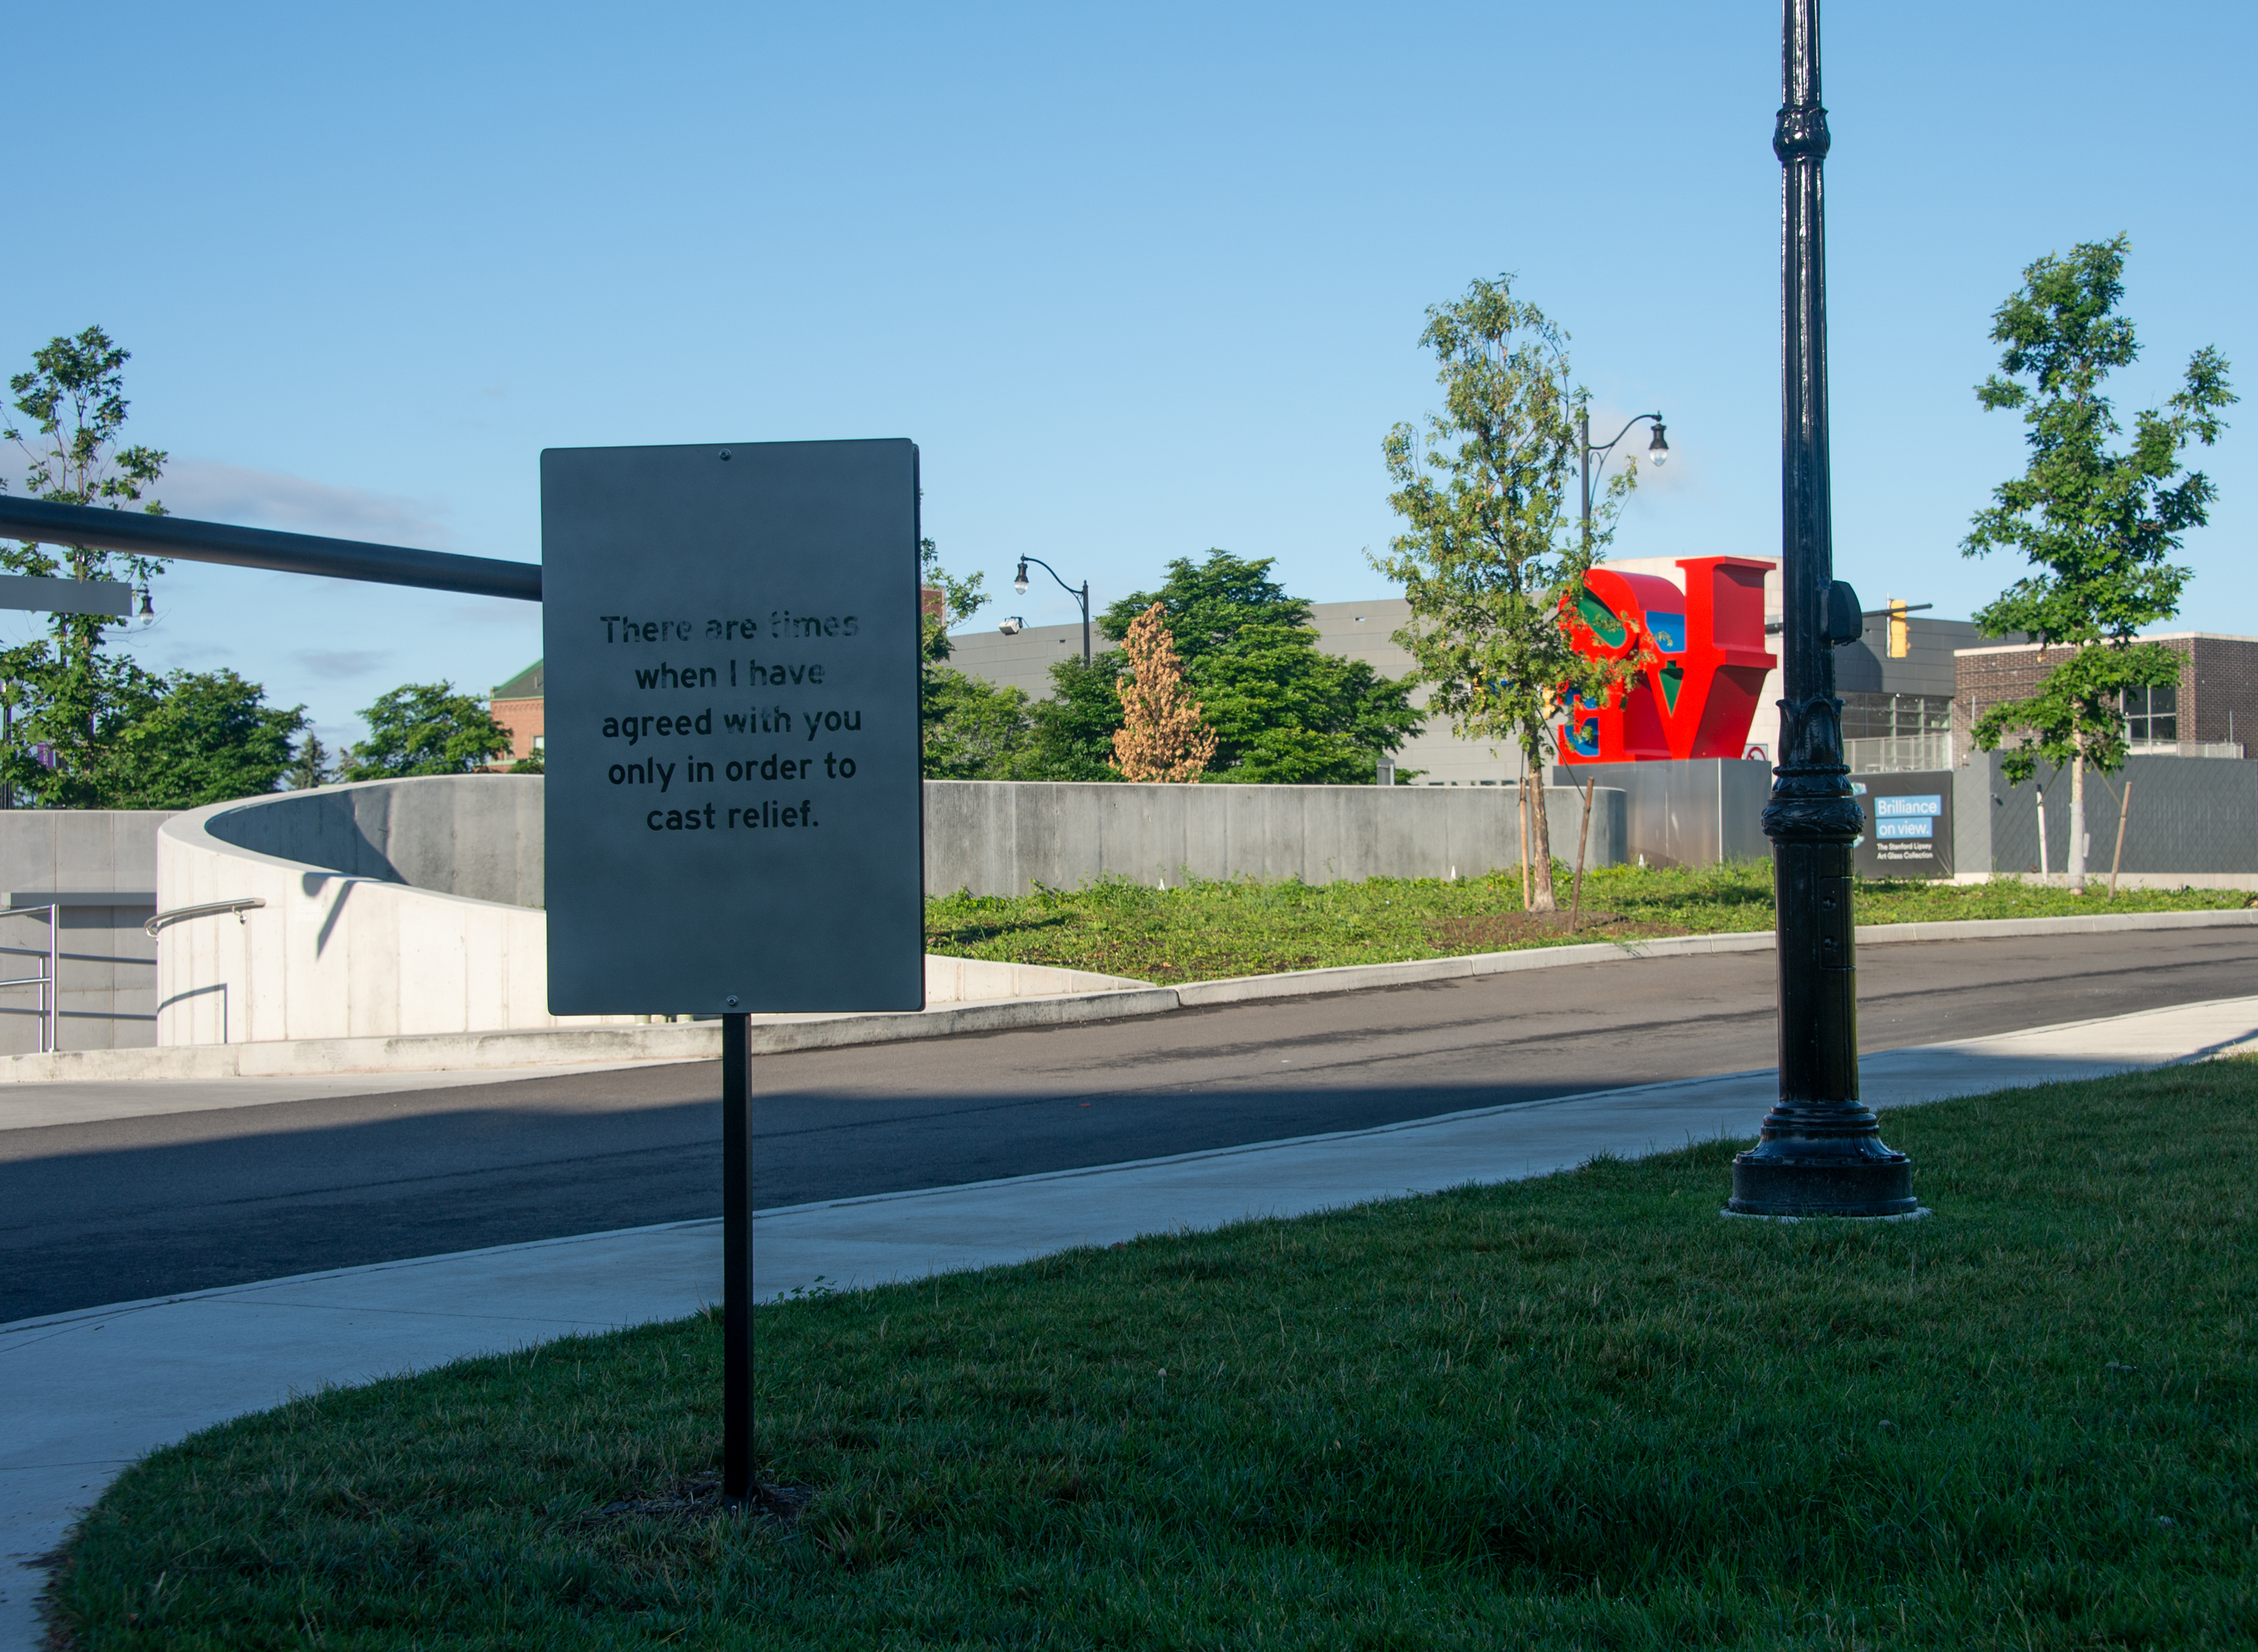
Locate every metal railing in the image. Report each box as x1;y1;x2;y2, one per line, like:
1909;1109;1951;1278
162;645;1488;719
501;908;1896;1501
1846;733;1953;774
0;902;62;1053
145;897;266;938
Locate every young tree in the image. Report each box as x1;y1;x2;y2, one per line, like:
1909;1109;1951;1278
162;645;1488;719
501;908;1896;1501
3;327;171;795
1110;602;1216;782
342;683;513;778
1964;236;2235;892
1370;275;1644;912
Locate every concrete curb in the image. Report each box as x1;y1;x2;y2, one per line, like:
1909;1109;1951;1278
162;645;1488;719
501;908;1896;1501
5;906;2250;1083
0;1021;729;1082
1174;929;1779;1006
1171;908;2258;1007
1852;907;2258;945
744;988;1182;1054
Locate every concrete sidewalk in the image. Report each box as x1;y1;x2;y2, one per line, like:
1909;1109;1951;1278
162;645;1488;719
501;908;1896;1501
5;995;2255;1647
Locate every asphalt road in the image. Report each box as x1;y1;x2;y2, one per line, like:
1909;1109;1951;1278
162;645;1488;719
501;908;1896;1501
4;928;2252;1322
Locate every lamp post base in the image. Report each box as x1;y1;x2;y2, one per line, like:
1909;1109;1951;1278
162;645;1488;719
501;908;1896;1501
1727;1124;1915;1218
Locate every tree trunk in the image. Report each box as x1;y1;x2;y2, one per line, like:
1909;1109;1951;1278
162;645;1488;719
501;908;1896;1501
1517;780;1531;909
1526;741;1557;912
2067;750;2087;894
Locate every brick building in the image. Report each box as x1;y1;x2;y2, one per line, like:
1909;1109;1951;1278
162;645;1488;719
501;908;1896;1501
490;659;544;765
1952;633;2258;762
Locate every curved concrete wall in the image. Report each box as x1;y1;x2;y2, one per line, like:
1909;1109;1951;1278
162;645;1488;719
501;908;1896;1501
200;774;544;906
156;778;608;1047
154;777;1143;1047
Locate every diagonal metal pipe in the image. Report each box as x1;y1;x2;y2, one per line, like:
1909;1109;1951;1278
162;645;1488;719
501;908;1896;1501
0;494;541;603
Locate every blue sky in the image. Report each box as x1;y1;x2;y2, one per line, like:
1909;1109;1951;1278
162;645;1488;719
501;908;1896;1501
7;1;2251;751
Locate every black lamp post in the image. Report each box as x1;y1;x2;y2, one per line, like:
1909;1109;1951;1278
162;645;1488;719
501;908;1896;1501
1729;0;1916;1218
1580;411;1668;550
1015;556;1091;667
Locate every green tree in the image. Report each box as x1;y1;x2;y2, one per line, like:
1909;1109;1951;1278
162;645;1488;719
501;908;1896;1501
1024;550;1421;784
917;537;1043;778
1370;275;1643;911
1964;236;2235;893
919;537;988;667
102;670;306;806
1025;653;1134;780
0;653;160;808
288;734;333;790
0;665;302;808
923;668;1039;779
2;327;171;797
342;683;513;779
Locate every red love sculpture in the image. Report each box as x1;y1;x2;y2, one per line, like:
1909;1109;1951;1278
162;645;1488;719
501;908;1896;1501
1557;557;1776;765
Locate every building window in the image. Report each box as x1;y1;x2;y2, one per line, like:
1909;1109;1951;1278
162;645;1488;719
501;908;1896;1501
2125;684;2177;745
1842;692;1954;772
1840;692;1952;741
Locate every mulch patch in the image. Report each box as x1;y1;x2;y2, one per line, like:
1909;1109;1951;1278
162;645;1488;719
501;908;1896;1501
1426;911;1693;951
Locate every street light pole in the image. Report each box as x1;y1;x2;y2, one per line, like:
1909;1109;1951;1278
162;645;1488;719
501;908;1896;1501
1730;0;1916;1218
1579;409;1669;552
1015;556;1091;667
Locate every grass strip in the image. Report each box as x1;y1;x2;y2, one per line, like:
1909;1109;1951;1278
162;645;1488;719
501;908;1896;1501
926;862;2254;984
50;1062;2258;1648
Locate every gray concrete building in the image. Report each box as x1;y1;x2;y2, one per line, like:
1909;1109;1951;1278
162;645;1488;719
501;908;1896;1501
0;811;172;1054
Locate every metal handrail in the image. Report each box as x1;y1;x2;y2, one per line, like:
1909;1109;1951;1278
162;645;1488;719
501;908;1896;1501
0;903;59;1052
145;897;266;937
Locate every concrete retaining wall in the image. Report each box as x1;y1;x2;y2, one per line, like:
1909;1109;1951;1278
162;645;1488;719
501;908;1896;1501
922;780;1625;896
0;811;174;1054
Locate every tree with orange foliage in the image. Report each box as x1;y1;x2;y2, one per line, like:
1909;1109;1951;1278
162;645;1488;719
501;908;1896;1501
1109;602;1216;783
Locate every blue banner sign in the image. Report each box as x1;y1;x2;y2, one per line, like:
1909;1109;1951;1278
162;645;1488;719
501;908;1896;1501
1852;777;1953;879
1874;794;1943;818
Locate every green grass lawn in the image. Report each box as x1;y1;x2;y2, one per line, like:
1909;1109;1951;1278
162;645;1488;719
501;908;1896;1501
50;1063;2258;1649
925;863;2253;985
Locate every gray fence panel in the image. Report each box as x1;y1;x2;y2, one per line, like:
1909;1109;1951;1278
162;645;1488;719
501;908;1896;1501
1973;752;2256;875
921;780;1624;896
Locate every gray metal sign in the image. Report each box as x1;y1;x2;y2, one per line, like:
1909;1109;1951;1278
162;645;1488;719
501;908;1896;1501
541;439;925;1015
1852;770;1954;881
0;574;131;616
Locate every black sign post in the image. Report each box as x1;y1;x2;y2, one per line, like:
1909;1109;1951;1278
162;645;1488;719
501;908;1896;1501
542;439;926;1501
